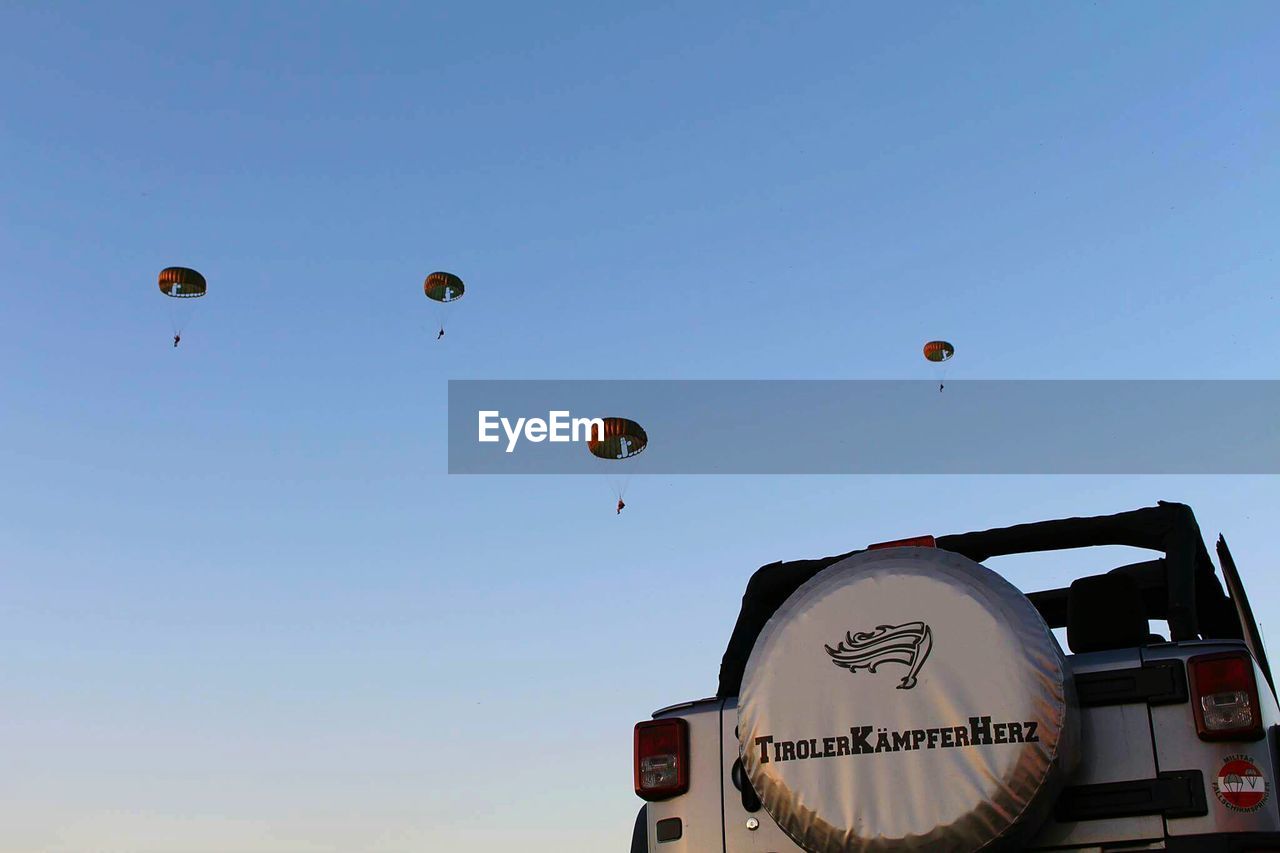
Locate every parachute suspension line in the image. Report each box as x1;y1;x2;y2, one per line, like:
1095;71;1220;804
610;473;633;500
437;297;453;335
160;287;182;336
167;299;197;337
164;299;179;336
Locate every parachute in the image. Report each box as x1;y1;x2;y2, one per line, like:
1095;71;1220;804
587;417;648;460
424;271;465;338
588;418;647;513
158;267;206;343
424;271;465;303
159;266;206;298
923;340;954;363
923;340;955;391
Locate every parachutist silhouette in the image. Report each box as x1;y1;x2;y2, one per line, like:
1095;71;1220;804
173;334;181;348
617;498;625;515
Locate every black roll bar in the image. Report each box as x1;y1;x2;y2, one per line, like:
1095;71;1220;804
936;501;1213;642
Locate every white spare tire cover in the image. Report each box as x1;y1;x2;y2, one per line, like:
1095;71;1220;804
738;547;1079;853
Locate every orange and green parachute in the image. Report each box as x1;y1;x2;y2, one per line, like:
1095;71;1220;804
923;340;954;363
588;417;647;511
158;267;207;298
425;271;464;337
424;271;465;303
587;418;648;459
158;266;206;340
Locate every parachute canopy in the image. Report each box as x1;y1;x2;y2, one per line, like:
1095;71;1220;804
587;418;648;460
158;267;206;298
424;271;465;303
923;340;954;363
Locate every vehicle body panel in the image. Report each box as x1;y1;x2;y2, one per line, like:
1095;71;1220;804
1027;649;1165;849
645;699;725;852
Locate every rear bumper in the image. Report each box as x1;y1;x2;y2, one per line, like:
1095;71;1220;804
1165;832;1280;852
630;813;1280;852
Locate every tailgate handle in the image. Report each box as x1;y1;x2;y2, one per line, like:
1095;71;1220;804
1075;660;1188;707
1056;770;1207;822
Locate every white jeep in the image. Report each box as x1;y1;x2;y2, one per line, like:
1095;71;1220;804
630;502;1280;852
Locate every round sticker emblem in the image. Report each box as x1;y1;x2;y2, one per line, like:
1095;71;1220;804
1212;755;1268;813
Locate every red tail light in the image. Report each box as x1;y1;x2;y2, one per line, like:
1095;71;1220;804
868;535;937;550
634;718;689;801
1188;652;1265;742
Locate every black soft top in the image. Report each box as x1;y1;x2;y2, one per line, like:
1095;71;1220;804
717;501;1241;698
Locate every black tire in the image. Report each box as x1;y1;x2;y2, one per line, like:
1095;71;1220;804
629;805;648;853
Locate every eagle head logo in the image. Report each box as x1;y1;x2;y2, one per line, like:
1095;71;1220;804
824;621;933;690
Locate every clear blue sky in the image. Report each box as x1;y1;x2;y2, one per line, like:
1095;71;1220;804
2;3;1278;851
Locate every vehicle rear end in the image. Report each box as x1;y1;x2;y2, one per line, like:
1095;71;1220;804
630;504;1280;852
634;647;1280;852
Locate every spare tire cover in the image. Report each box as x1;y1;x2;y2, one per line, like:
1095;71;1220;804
738;547;1078;853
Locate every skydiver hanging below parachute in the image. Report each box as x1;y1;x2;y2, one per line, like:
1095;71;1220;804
923;340;955;391
424;271;464;340
158;267;206;348
587;418;647;516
